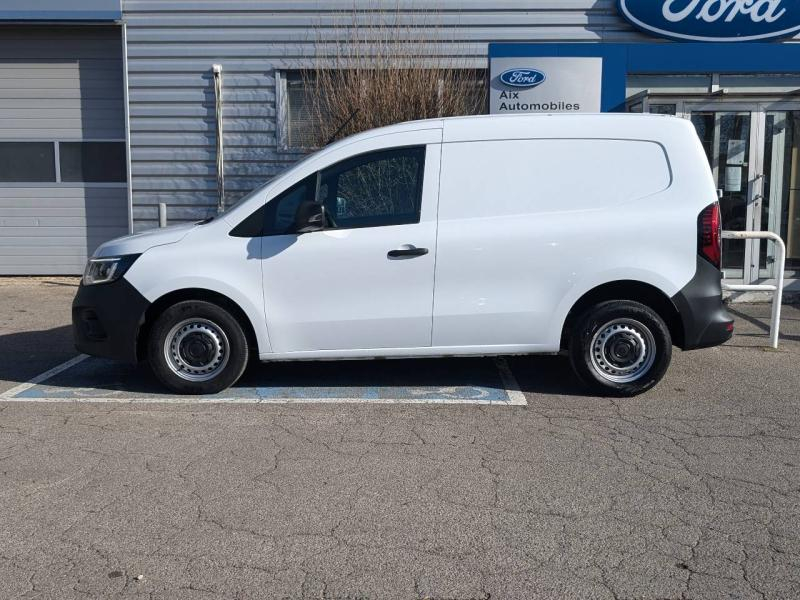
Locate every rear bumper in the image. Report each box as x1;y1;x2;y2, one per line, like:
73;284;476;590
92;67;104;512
72;278;150;363
672;257;734;350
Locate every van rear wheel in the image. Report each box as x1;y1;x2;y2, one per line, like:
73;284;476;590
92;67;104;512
568;300;671;397
147;300;249;395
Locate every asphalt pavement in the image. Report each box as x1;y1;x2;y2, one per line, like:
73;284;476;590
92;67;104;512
0;277;78;395
1;278;799;599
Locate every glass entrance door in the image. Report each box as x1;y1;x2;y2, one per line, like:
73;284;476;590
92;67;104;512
761;111;800;279
680;102;800;284
689;110;756;281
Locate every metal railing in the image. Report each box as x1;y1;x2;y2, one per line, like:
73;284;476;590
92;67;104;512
721;230;786;349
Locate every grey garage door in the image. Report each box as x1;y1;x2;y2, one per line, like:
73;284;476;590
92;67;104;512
0;26;128;275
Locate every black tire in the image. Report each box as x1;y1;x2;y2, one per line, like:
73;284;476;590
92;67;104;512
147;300;249;395
568;300;672;397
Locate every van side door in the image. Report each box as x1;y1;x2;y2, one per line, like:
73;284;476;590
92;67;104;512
259;132;442;354
433;137;673;351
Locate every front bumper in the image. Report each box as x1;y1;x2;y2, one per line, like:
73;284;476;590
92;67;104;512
672;257;735;350
72;278;151;363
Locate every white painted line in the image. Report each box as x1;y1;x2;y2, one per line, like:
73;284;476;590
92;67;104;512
0;353;527;407
495;357;528;406
0;395;522;405
1;354;89;399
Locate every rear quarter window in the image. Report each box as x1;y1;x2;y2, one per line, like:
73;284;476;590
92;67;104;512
438;139;672;219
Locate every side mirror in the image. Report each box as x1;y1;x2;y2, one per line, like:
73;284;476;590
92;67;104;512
294;200;326;234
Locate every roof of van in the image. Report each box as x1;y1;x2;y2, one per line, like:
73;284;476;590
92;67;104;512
327;112;694;148
221;112;697;225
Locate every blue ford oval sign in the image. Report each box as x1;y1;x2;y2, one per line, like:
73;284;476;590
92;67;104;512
499;68;546;89
618;0;800;42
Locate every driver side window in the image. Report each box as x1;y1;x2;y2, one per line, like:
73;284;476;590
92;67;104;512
318;146;426;229
229;146;426;237
263;174;316;235
228;174;315;238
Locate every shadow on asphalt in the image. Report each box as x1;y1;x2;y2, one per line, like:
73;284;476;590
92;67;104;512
0;325;76;387
11;310;796;398
507;355;588;396
0;318;586;398
2;342;590;399
727;306;800;343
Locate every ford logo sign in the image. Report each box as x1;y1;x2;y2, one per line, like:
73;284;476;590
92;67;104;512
499;68;546;89
619;0;800;42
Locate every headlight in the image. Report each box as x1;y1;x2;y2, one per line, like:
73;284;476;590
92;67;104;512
82;255;140;286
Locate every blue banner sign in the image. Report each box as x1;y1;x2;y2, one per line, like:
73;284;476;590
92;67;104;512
618;0;800;42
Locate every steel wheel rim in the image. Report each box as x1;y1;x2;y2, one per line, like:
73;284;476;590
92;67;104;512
164;318;230;382
589;318;657;384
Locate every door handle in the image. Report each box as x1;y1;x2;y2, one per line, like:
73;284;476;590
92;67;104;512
387;245;429;259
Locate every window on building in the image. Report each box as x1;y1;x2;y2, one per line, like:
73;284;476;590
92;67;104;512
0;142;56;182
281;69;487;151
649;104;677;116
284;72;318;150
318;146;425;229
59;141;127;183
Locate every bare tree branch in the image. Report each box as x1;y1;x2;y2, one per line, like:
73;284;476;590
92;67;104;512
303;3;486;147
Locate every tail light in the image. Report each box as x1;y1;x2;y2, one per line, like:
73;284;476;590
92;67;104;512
698;202;722;269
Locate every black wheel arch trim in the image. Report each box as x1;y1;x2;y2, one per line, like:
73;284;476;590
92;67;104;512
561;279;685;350
561;259;733;353
73;281;260;364
137;288;260;362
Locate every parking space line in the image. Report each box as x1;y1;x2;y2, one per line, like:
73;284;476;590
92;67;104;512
1;354;528;407
1;354;89;399
494;357;527;405
0;395;522;405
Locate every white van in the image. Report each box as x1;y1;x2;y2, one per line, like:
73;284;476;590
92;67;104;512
73;114;733;397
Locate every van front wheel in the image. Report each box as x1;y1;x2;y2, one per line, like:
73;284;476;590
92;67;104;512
568;300;671;397
147;300;249;395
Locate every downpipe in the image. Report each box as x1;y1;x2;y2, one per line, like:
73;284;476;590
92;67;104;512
213;64;225;214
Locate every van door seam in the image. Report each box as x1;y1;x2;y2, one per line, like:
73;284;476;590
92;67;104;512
429;133;444;346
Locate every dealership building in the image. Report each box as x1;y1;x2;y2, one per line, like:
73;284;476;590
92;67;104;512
0;0;798;291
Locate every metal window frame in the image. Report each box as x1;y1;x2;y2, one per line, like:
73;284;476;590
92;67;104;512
276;67;489;153
276;70;318;154
0;140;59;185
0;138;128;187
57;140;129;185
